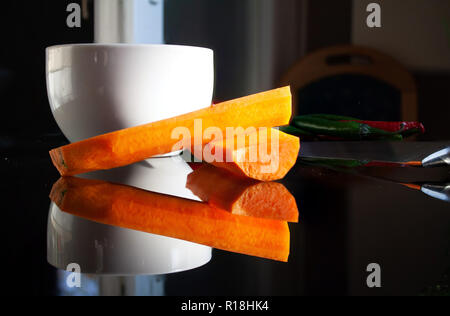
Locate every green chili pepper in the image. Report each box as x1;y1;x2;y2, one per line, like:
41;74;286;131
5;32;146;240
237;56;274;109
278;125;314;137
296;114;424;137
300;157;368;168
292;116;404;140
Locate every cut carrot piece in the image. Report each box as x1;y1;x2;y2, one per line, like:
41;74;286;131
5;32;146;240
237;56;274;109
50;87;292;176
50;177;291;262
193;128;300;181
186;164;299;222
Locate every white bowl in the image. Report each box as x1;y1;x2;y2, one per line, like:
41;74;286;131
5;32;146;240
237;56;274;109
46;44;214;143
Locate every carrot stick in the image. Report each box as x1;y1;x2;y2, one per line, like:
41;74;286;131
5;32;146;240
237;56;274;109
186;164;299;222
50;87;292;176
193;128;300;181
50;177;291;262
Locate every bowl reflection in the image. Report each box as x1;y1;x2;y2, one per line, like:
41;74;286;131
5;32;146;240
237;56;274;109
47;156;212;275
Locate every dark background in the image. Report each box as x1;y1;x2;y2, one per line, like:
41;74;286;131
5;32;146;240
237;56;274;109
0;0;449;139
0;1;94;135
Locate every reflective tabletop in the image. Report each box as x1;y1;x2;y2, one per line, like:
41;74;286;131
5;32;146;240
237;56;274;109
2;138;450;296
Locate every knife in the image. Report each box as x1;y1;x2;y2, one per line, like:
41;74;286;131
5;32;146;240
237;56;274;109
401;183;450;203
299;145;450;168
421;147;450;167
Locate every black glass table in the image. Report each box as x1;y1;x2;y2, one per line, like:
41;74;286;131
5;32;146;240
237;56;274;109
2;138;449;296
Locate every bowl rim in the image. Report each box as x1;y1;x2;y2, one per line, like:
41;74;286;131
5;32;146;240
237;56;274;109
46;43;213;54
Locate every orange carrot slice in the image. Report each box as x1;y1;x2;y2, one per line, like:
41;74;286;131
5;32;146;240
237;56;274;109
50;87;292;176
193;128;300;181
50;177;291;262
186;164;299;222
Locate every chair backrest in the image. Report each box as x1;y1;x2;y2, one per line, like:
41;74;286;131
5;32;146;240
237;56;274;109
280;45;418;121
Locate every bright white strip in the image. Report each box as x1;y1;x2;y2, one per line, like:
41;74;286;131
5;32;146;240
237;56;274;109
94;0;164;44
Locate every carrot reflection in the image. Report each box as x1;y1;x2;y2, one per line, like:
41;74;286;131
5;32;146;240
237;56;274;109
186;164;298;222
50;177;290;262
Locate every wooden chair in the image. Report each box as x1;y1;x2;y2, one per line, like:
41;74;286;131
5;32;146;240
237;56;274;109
280;45;418;121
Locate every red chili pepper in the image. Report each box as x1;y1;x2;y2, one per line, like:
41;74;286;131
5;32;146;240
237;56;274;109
363;160;422;167
289;115;425;140
340;120;425;134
